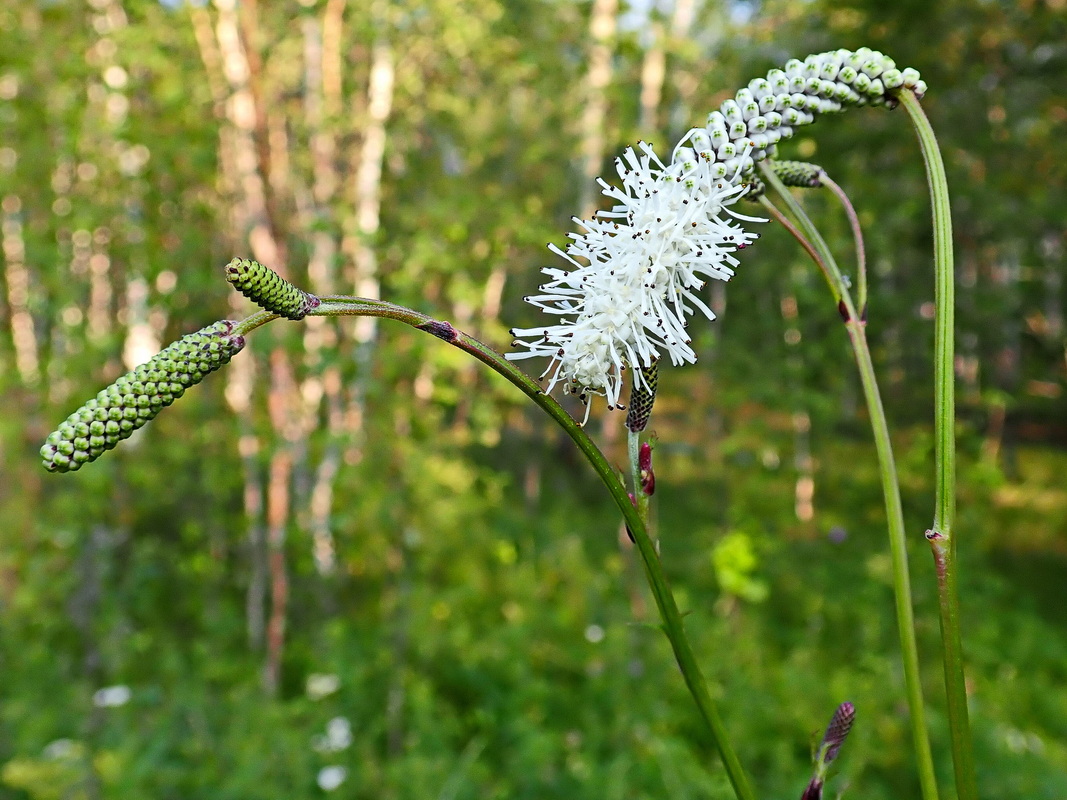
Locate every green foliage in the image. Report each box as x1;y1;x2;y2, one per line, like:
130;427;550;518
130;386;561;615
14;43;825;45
711;531;769;604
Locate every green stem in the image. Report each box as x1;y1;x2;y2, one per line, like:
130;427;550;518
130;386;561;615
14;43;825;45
819;172;868;314
756;195;835;294
232;308;279;336
298;297;758;800
627;427;639;482
627;426;653;525
758;164;849;304
627;426;641;508
760;166;941;800
899;89;977;800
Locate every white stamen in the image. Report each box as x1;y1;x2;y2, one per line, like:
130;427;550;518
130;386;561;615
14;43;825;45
507;139;764;414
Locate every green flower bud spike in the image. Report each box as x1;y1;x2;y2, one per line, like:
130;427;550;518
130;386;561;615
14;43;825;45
225;258;319;320
40;321;246;473
745;160;824;199
770;160;824;188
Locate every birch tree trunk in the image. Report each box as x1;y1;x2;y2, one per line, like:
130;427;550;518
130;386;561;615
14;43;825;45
639;0;698;136
190;2;269;653
577;0;618;217
344;40;394;346
1;195;38;385
639;16;666;135
206;0;299;695
298;1;347;577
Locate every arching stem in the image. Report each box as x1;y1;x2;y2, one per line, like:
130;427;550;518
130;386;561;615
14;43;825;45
759;163;941;800
899;88;977;800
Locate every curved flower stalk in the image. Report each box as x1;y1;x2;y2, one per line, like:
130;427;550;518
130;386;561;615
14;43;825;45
507;47;924;423
40;270;761;797
755;81;978;799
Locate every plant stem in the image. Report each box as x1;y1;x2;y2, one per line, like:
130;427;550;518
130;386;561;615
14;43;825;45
759;164;941;800
627;425;654;525
233;309;279;336
628;425;641;496
899;89;978;800
299;297;758;800
756;196;836;295
819;173;867;314
627;426;644;520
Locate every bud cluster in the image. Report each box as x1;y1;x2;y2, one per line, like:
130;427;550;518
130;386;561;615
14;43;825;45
802;701;857;799
819;700;856;764
672;48;925;182
41;321;246;473
744;160;825;199
770;160;825;188
225;258;319;320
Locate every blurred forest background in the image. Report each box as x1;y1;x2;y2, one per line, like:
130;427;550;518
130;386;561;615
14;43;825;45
1;0;1066;797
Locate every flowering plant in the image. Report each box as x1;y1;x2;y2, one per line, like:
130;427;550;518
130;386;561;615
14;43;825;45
41;48;971;800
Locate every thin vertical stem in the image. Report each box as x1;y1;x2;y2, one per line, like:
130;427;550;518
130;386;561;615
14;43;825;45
899;89;978;800
578;0;619;216
759;166;941;800
820;173;868;314
626;425;653;539
628;426;641;502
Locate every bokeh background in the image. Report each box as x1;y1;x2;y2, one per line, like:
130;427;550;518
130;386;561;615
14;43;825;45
2;0;1066;797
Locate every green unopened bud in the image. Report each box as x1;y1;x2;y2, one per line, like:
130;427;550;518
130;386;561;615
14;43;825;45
625;363;659;433
772;160;824;188
742;175;766;199
41;321;246;473
743;160;823;200
881;68;904;90
225;258;319;320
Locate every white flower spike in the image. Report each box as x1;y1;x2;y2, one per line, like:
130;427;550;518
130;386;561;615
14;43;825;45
507;142;762;421
508;48;923;422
